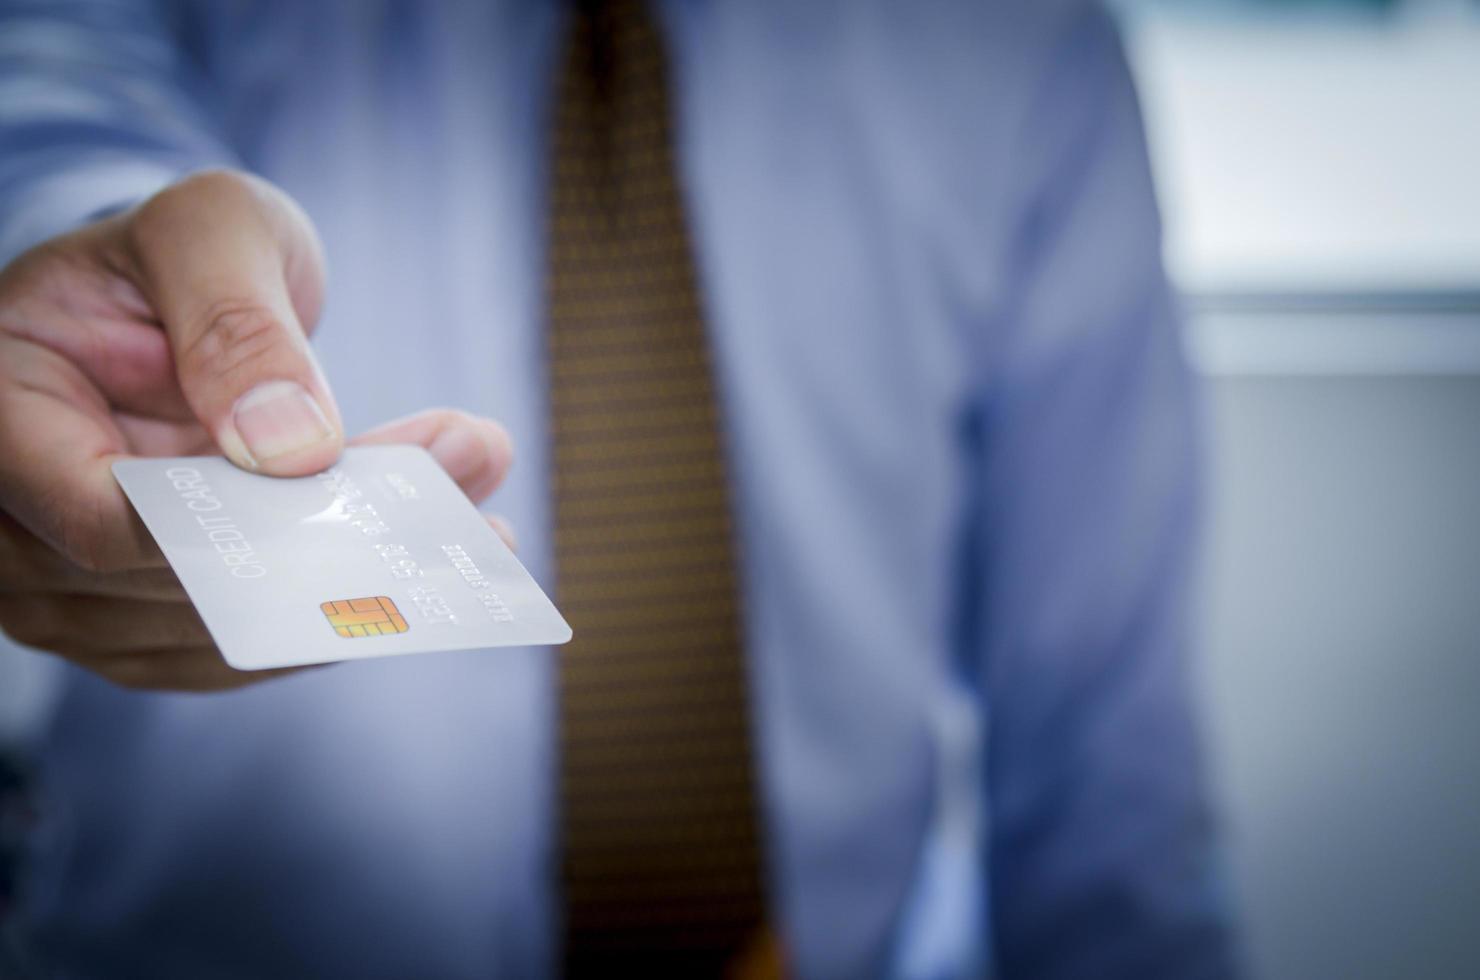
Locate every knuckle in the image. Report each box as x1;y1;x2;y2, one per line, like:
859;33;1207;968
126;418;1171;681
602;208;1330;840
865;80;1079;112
38;483;123;576
449;408;479;427
479;422;515;481
485;418;514;456
177;300;296;388
128;188;188;256
135;169;255;230
425;407;476;433
127;170;275;271
55;509;123;576
441;410;511;455
0;597;63;649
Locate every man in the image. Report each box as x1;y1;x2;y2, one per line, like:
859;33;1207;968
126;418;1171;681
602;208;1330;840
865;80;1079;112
0;0;1235;976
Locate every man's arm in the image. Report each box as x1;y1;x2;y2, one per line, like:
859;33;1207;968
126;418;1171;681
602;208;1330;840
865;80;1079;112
0;0;231;263
0;3;518;692
973;7;1238;978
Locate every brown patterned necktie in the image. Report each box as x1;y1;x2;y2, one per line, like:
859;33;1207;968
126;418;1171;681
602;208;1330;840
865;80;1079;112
545;0;771;974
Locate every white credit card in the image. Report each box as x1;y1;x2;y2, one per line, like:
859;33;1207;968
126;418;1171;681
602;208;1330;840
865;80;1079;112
113;445;571;670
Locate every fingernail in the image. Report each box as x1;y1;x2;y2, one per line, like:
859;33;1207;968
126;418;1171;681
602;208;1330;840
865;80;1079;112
232;381;335;467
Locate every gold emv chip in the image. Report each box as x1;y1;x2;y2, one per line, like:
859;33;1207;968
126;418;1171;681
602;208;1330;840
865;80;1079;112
321;596;409;638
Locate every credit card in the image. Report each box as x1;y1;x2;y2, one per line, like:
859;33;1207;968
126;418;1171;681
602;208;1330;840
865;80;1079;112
112;446;571;670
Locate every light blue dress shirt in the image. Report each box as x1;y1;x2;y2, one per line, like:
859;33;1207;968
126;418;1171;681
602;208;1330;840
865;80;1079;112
0;1;1234;977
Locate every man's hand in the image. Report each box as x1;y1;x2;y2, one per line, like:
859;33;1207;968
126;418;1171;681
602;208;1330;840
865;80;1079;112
0;170;514;691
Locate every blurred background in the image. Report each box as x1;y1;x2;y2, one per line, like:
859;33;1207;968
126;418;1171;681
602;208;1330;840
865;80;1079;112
3;1;1478;977
1113;0;1480;977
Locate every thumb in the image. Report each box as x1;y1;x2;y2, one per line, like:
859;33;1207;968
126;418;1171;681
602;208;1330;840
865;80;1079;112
123;170;342;476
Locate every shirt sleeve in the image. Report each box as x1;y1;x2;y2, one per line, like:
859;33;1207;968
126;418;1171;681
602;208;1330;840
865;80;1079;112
973;7;1239;978
0;0;233;264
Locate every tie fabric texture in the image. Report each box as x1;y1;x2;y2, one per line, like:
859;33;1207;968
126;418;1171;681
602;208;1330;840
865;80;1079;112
544;1;773;974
